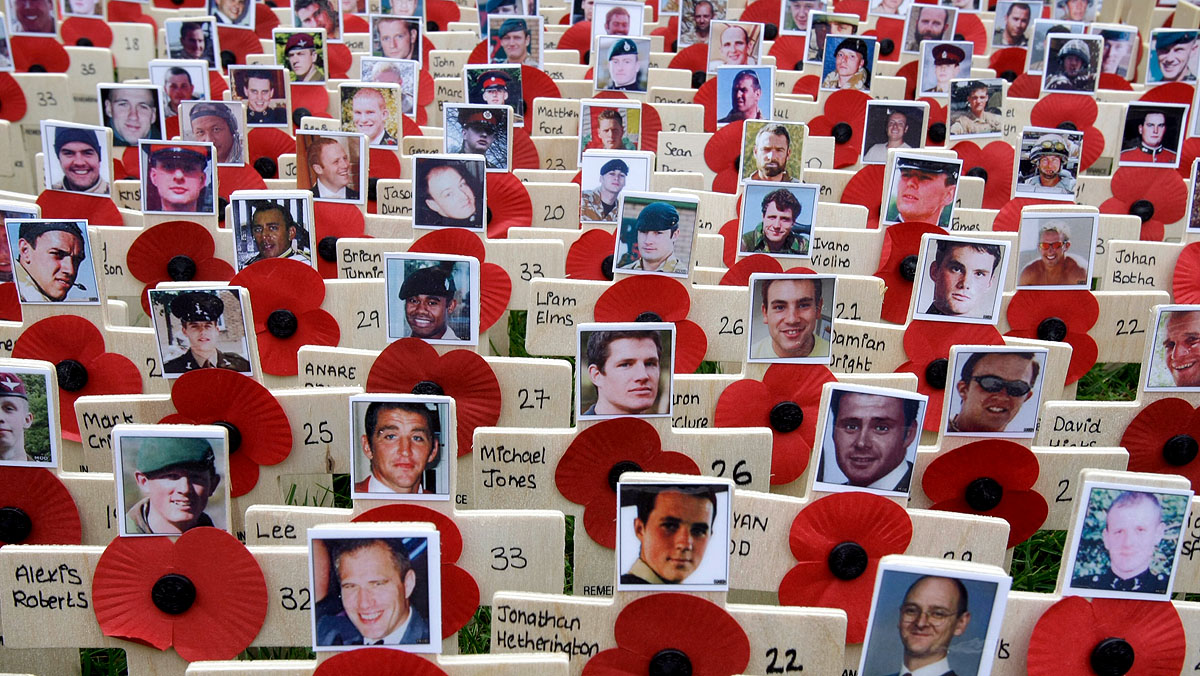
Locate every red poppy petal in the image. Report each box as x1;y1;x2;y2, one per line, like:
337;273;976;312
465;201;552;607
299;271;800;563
703;120;746;174
611;593;750;674
1028;596;1186;676
478;262;512;331
291;84;330;117
582;495;619;549
217;165;268;199
248;127;296;170
61;17;113;47
169;369;293;468
875;222;945;323
93;536;176;651
314;202;367;279
438;563;480;637
762;363;837;406
232;257;328;316
841;164;885;229
315;649;450;676
1122;398;1200;491
1031;93;1098;128
0;73;27;122
60;353;143;441
713;378;774;429
555;417;664;507
1008;73;1042;99
511;127;540;169
789;492;913;561
425;0;460;30
217;26;264;65
692;78;719;133
353;504;465;562
595;275;690;322
768;35;805;71
518;65;561;114
717;254;783;286
410;227;486;262
556;20;592;61
486;173;533;239
923;440;1041;502
0;467;82;546
11;36;68;72
369;148;403;180
669;320;708;374
35;191;124;226
228;450;262;497
583;648;652;675
930;490;1048;548
171;528;269;661
257;308;341;376
566;229;616;280
779;562;877;641
127;220;218;282
667;42;708;77
0;283;20;322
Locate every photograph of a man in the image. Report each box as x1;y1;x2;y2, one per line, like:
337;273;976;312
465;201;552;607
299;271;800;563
821;35;872;90
469;68;519;112
581;157;629;223
9;0;55;34
353;398;445;496
903;5;953;52
891;576;972;675
1146;307;1200;390
1150;29;1198;84
596;3;632;36
231;68;288;125
804;12;857;64
0;371;47;465
490;17;539;66
119;434;226;536
294;0;340;41
44;124;110;196
100;86;164;147
615;200;689;274
1042;36;1098;93
862;104;922;164
742;121;802;182
920;41;969;96
993;1;1035;47
142;143;214;214
883;154;960;226
582;107;638;153
598;37;647;92
1016;215;1092;288
10;219;96;304
237;198;312;267
914;237;1004;321
301;133;363;202
313;535;434;647
279;31;326;82
374;16;419;60
150;63;205;118
1016;129;1080;199
342;85;399;147
168;19;217;67
156;290;253;375
617;482;729;589
211;0;253;27
1097;27;1136;79
181;101;245;165
716;67;768;125
413;156;485;228
948;80;1002;138
682;0;717;45
781;0;822;34
707;21;758;71
739;184;814;256
1053;0;1093;21
580;325;672;417
1068;487;1190;598
946;349;1042;435
446;106;508;170
816;386;922;493
748;274;831;361
1120;105;1185;168
396;264;465;341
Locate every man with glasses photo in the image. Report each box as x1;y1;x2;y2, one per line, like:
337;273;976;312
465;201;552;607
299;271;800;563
946;351;1039;434
885;576;972;676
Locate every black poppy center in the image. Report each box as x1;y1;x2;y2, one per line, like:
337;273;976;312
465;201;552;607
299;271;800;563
267;309;298;339
318;236;339;263
411;380;445;396
213;421;243;455
1036;317;1068;342
924;358;948;390
167;255;197;282
999;69;1018;82
899;254;919;282
827;541;869;581
636;311;663;322
607;460;642;492
1090;637;1135;676
649;648;692;676
56;359;88;392
928;123;947;144
769;401;804;433
600;255;615;281
831;122;853;145
151;573;197;615
878;38;895;56
1129;200;1155;224
0;506;33;544
966;167;988;182
1162;434;1199;467
1057;121;1078;132
253;157;278;179
964;477;1004;512
76;37;93;47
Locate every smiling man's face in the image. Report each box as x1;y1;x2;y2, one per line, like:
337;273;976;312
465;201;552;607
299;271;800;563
1164;311;1200;387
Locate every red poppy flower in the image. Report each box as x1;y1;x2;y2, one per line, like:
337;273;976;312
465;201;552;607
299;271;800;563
894;60;918;100
955;13;988;56
485;173;533;239
248;127;295;179
1141;82;1194;106
1099;72;1134;91
895;321;1003;431
409;228;512;331
35;191;123;226
807;89;871;168
1100;167;1187;242
718;255;814;287
0;73;27;122
315;648;449;675
792;74;820;98
1027;596;1186;676
312;202;368;279
251;1;278;38
650;16;680;49
0;283;20;322
517;66;561;114
1175;137;1200;180
557;20;592;62
367;338;501;457
1173;242;1200;303
127;221;236;315
832;0;866;19
217;165;268;200
0;467;81;546
953;141;1015;210
864;17;904;63
291;83;331;118
991;197;1060;232
704;120;748;194
667;43;707;76
230;258;341;376
1005;289;1097;384
1120;398;1200;491
511;127;540;170
11;37;68;72
369;147;403;183
217;26;263;65
841;164;886;228
583;593;750;675
922;440;1048;547
566;229;617;281
874;221;945;324
594;275;707;372
354;505;479;638
426;0;460;31
690;77;721;134
768;35;807;71
108;0;156;30
739;0;778;25
158;369;292;498
61;17;113;47
778;492;912;643
92;527;268;661
717;218;740;268
555;418;699;548
714;364;836;485
1030;94;1104;170
12;316;142;442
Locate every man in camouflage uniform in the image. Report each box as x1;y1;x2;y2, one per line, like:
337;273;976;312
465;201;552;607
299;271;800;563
949;81;1003;136
617;202;688;273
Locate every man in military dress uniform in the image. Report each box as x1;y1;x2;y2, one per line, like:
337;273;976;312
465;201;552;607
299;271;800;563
1071;491;1171;594
927;43;965;94
1120;110;1177;165
163;291;252;374
617;202;688;273
949;81;1002;136
457;109;500;160
125;436;222;535
606;38;646;91
1044;38;1096;92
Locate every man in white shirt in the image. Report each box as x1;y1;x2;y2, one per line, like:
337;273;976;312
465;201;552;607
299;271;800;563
355;401;441;494
889;576;971;676
306;136;360;200
825;388;918;492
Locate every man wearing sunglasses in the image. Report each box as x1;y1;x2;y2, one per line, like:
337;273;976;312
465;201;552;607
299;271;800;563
947;351;1039;434
1017;224;1087;287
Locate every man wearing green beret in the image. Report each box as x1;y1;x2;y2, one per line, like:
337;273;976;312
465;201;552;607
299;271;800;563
492;18;538;67
606;38;645;91
126;436;222;535
163;291;253;374
617;202;688;273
